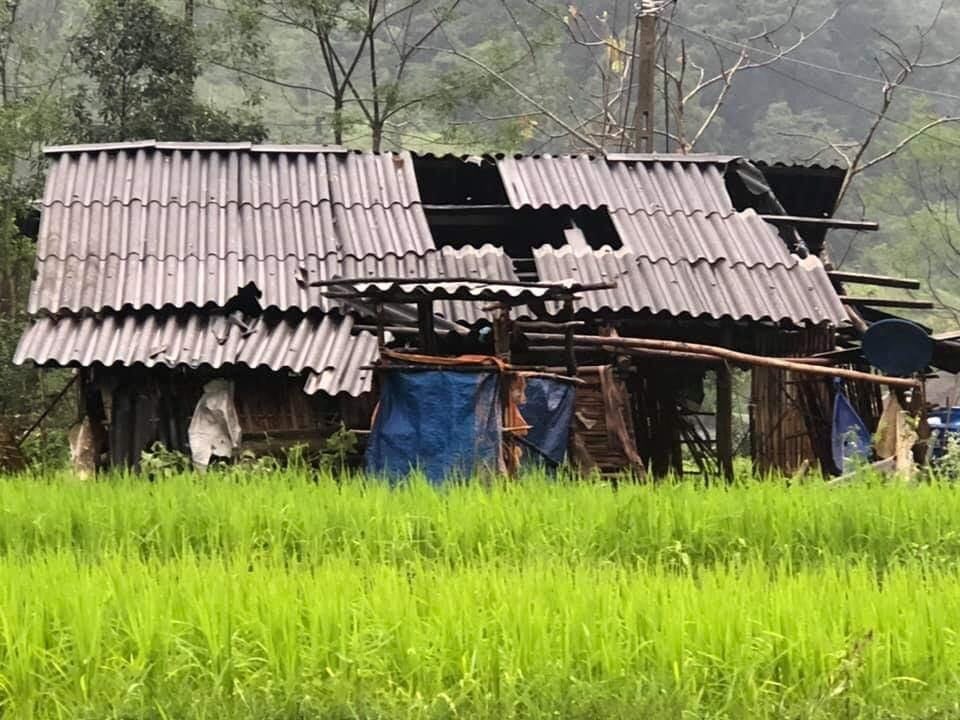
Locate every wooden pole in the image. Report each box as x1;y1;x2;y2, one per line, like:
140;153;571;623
633;12;657;152
716;363;734;483
521;333;920;389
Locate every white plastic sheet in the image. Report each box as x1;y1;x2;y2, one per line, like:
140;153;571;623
188;379;242;470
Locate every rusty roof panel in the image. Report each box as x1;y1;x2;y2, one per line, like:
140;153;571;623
30;245;518;325
14;311;378;396
533;245;847;325
610;207;797;269
497;154;734;213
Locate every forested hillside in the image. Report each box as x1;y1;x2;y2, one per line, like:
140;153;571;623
2;0;959;446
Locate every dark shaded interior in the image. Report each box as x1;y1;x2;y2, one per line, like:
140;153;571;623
412;154;508;205
726;162;846;255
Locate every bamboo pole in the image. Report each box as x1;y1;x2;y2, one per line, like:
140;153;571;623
522;333;919;389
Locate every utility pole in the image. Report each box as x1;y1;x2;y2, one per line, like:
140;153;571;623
631;1;660;153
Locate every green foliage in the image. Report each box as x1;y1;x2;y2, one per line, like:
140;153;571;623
70;0;265;141
140;441;192;477
0;474;960;717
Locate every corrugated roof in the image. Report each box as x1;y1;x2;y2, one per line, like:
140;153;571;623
40;145;432;260
609;207;798;269
29;245;517;324
494;153;845;326
496;154;734;213
14;311;378;397
533;245;847;325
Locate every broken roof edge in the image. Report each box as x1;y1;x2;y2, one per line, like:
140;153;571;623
531;241;813;272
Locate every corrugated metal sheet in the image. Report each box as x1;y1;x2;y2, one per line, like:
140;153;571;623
533;245;847;325
30;245;517;324
40;144;433;261
14;311;378;397
337;279;575;303
497;154;735;213
610;207;798;268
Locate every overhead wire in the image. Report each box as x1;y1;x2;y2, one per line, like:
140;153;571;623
662;18;960;154
663;17;960;104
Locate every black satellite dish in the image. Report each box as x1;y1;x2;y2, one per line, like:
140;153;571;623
861;319;933;377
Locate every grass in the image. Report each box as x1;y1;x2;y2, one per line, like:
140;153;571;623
0;470;959;718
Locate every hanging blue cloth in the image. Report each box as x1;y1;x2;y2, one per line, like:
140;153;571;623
831;380;872;473
365;369;503;483
517;377;576;469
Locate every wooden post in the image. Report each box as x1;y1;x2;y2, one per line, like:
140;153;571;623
493;304;511;362
716;362;734;483
563;297;577;376
417;299;437;354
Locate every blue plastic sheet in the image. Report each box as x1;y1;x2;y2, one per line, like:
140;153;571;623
365;370;502;483
517;378;575;468
832;384;872;473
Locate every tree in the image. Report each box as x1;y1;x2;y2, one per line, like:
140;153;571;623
420;0;840;152
211;0;525;150
70;0;266;142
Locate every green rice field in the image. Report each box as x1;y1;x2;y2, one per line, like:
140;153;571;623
2;470;960;718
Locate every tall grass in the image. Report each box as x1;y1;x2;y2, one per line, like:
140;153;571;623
0;471;958;718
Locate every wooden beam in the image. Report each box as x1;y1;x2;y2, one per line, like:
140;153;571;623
759;214;879;231
716;363;735;483
521;333;920;388
828;271;921;290
839;296;934;309
417;300;437;354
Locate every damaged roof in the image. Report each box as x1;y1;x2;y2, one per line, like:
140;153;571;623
533;245;847;325
14;310;378;397
491;153;845;325
18;143;850;387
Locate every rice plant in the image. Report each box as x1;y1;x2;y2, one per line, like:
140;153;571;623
0;470;957;718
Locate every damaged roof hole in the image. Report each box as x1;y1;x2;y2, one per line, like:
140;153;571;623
412;154;508;205
223;282;263;317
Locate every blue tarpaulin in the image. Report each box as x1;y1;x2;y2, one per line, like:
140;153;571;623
365;370;503;483
517;377;575;468
832;383;872;473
